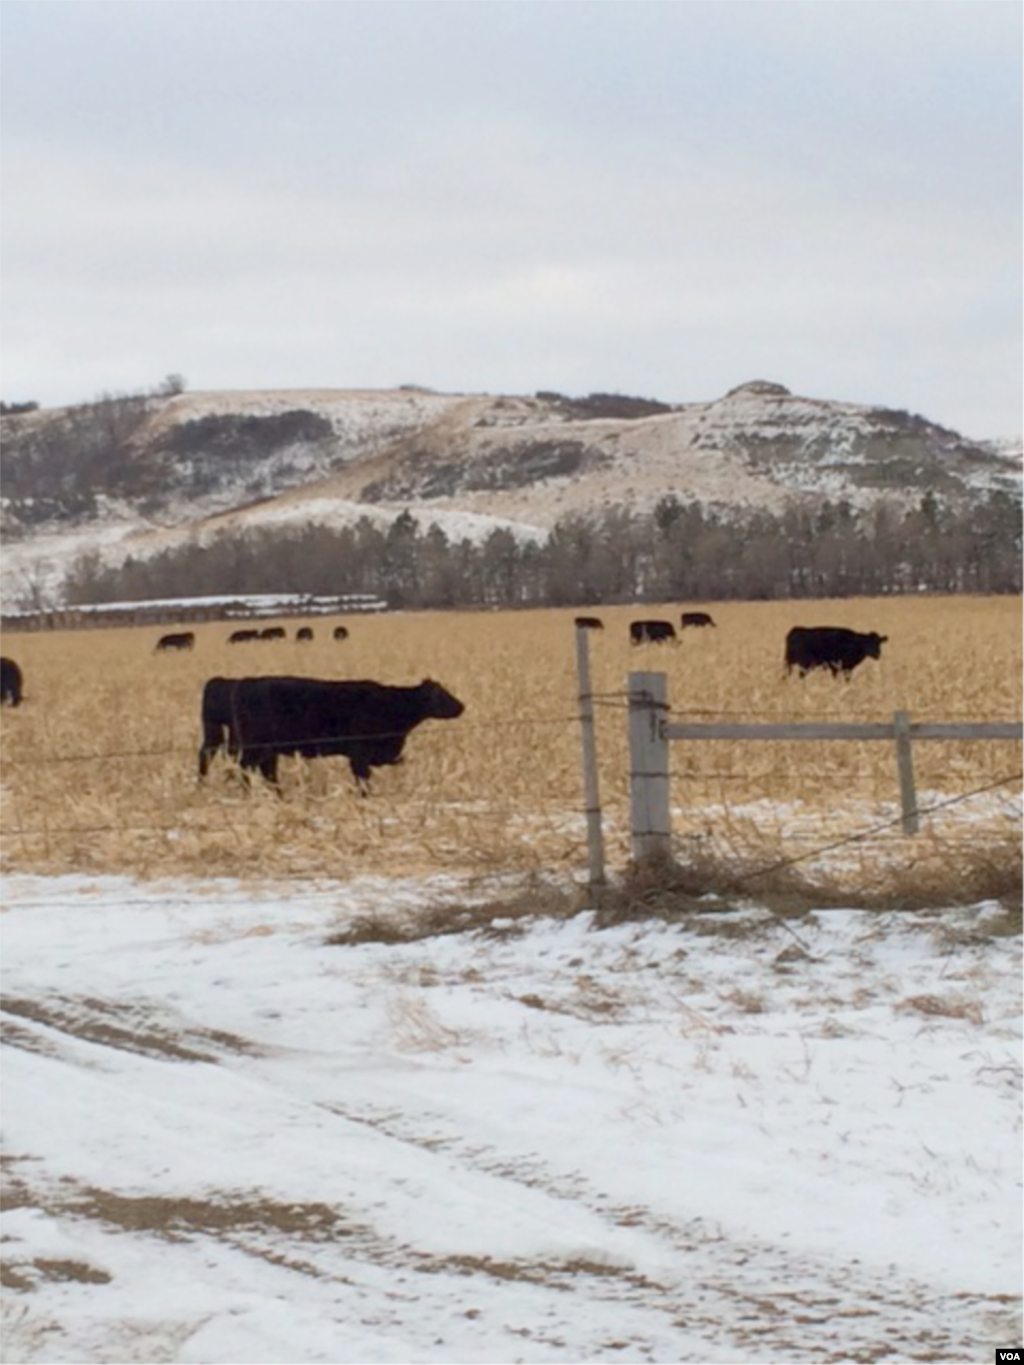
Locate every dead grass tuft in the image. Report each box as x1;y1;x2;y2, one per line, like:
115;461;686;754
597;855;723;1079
62;1188;357;1242
1;1258;112;1291
985;902;1022;936
722;988;767;1014
327;875;583;946
590;825;1022;929
410;1250;662;1291
897;994;986;1024
386;994;477;1052
588;854;809;930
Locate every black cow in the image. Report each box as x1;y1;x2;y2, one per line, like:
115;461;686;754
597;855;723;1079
296;627;314;642
156;631;195;652
198;675;465;792
1;657;23;706
785;626;888;678
228;629;260;644
260;627;286;641
681;612;715;629
630;620;677;645
333;626;349;641
574;616;604;630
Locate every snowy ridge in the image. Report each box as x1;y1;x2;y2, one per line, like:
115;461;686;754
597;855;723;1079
1;380;1019;610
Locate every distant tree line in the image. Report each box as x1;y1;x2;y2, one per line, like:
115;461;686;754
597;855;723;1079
63;492;1022;609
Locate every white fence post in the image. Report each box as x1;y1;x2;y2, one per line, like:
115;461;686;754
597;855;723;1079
575;624;605;888
628;672;671;864
893;709;919;835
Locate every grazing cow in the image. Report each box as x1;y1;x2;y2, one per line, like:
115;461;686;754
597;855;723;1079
296;627;314;642
1;657;23;706
198;675;465;792
333;626;349;641
259;627;286;641
156;631;195;652
630;619;677;645
574;616;604;630
228;629;260;644
785;626;888;679
681;612;716;629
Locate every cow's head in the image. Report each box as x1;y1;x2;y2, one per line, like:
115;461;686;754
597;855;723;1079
420;679;465;719
867;633;888;658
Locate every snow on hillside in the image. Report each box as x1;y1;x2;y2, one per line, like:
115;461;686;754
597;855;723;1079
979;434;1024;465
140;383;1019;529
2;873;1020;1364
140;386;470;448
2;382;1019;613
0;499;544;615
192;493;547;547
1;524;148;615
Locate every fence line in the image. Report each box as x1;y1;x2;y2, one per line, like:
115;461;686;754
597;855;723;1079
663;719;1022;743
1;711;589;768
625;669;1023;861
731;771;1024;886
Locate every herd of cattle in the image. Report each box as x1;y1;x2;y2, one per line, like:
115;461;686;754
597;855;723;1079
156;625;349;651
0;617;889;793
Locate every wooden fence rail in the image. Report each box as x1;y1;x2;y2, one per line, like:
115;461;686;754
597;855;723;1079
627;670;1022;863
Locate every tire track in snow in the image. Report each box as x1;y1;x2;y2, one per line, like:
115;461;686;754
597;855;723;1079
305;1092;1014;1363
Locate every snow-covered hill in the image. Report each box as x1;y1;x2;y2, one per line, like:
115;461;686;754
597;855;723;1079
1;381;1019;611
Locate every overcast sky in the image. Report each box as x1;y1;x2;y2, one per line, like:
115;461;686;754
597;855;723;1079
2;1;1020;437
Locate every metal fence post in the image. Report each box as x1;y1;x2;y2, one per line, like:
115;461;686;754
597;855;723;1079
575;623;605;888
893;709;919;835
628;671;671;863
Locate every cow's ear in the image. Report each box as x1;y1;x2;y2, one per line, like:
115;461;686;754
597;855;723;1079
880;635;889;643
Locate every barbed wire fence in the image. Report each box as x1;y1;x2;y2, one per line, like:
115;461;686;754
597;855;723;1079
1;675;1021;892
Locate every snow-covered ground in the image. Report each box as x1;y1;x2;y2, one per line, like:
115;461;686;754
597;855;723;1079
2;873;1020;1364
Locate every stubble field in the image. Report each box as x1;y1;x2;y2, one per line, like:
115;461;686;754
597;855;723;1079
1;596;1020;895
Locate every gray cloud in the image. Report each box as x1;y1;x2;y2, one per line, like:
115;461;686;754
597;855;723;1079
1;0;1020;437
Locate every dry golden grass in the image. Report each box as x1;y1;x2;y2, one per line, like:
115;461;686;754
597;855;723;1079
1;596;1020;890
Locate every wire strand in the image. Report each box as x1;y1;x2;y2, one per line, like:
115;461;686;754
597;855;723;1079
732;771;1023;885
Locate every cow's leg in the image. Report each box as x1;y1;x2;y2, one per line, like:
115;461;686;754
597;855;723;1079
238;748;278;791
198;722;223;778
349;755;373;797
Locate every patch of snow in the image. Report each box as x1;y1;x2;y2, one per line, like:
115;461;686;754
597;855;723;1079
1;872;1019;1363
197;495;547;546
